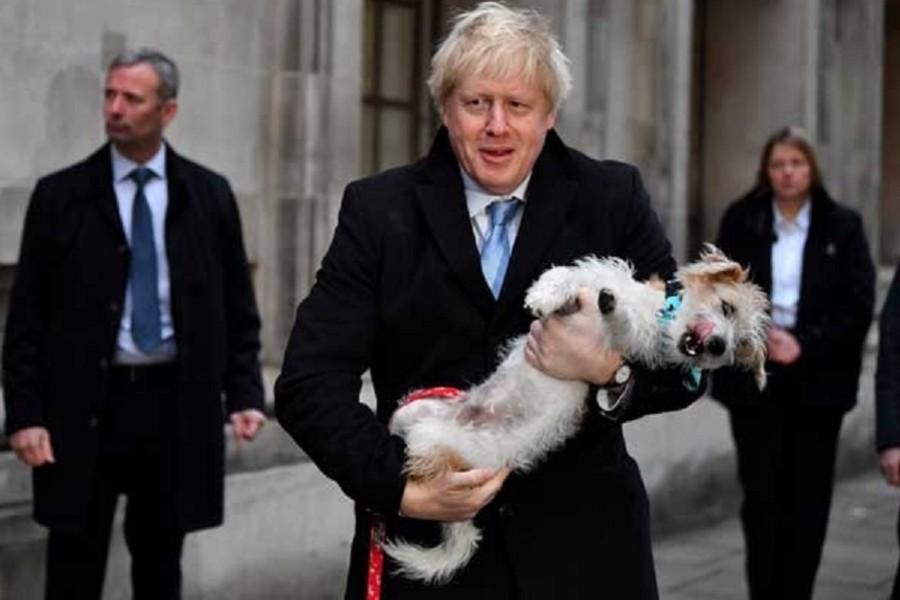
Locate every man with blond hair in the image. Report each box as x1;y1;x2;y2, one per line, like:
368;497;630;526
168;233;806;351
276;3;701;598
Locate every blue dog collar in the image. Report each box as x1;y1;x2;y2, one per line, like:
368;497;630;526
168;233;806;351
658;279;702;391
658;279;683;324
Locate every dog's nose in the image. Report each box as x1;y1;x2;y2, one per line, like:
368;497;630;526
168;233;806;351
706;335;726;356
598;288;616;315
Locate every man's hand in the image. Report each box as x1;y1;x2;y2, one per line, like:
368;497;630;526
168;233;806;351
399;466;511;521
524;287;620;385
229;409;266;444
880;447;900;487
10;427;55;467
767;327;801;365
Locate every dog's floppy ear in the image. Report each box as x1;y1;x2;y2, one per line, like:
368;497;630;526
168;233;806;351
734;338;768;391
700;243;747;284
678;243;748;286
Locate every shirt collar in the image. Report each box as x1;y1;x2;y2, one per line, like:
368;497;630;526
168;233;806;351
773;197;811;232
462;169;531;219
111;143;168;183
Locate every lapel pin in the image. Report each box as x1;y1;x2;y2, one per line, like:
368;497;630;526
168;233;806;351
825;243;836;256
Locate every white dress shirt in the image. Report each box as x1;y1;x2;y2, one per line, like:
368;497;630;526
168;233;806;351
462;169;530;252
770;198;811;329
111;144;177;364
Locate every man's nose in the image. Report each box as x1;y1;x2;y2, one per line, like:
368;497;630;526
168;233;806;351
485;104;508;135
106;95;123;114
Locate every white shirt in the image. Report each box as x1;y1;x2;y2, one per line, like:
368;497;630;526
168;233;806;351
111;144;176;364
462;169;530;252
770;198;811;328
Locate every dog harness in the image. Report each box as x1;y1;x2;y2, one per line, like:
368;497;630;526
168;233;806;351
368;386;464;600
658;280;702;392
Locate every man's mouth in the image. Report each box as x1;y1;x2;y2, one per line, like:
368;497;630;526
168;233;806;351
480;147;514;162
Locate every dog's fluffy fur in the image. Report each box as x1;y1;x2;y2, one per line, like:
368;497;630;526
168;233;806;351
383;245;769;584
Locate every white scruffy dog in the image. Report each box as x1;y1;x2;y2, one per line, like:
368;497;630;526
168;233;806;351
383;245;769;584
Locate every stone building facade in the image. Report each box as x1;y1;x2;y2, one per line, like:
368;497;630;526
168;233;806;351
0;0;896;597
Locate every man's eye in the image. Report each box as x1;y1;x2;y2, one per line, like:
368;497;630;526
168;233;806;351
721;301;735;318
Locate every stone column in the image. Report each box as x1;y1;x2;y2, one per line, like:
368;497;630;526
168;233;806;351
258;0;361;363
654;0;694;262
814;0;884;261
555;0;695;262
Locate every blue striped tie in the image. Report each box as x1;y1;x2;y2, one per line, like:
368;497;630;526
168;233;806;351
481;198;519;298
129;167;162;352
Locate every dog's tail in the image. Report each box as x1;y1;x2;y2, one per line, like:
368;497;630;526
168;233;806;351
381;521;482;585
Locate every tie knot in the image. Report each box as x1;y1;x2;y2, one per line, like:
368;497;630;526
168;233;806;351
488;198;519;229
130;167;154;188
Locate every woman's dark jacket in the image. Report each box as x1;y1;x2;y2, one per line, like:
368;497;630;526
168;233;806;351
712;187;875;411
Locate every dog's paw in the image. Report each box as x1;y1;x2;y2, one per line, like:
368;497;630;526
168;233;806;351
524;265;580;317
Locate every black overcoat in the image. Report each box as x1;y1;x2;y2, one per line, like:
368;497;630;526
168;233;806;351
275;128;702;599
877;262;900;450
712;187;875;411
2;144;264;532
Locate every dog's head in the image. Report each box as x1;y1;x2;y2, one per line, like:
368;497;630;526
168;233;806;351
667;244;770;389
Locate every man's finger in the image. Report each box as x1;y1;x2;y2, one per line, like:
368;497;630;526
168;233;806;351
40;435;55;463
449;468;495;489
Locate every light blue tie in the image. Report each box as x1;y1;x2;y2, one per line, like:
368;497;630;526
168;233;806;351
129;167;162;353
481;198;519;298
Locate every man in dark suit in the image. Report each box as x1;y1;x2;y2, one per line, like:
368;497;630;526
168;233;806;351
274;5;702;599
2;48;265;599
876;261;900;600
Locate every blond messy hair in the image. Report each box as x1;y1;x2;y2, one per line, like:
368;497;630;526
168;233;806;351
428;2;572;112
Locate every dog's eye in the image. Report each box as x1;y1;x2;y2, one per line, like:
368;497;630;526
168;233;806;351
721;301;735;318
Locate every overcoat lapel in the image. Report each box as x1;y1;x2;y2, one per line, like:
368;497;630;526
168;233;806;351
416;129;577;317
797;192;834;320
416;130;496;313
496;131;576;314
164;143;189;224
747;197;774;295
164;145;192;356
88;145;127;244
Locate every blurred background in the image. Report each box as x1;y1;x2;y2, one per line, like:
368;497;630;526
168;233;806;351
0;0;897;597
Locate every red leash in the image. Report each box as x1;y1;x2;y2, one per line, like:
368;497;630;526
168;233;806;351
367;517;386;600
397;385;465;406
366;386;464;599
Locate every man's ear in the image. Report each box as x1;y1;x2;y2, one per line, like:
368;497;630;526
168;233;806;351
161;99;178;128
439;100;450;128
545;109;556;131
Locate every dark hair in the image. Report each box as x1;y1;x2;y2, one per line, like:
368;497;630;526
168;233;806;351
752;125;825;197
108;48;179;104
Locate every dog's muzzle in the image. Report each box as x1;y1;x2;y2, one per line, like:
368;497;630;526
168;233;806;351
679;332;726;357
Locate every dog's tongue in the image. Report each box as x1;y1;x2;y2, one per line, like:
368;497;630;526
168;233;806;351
691;321;715;342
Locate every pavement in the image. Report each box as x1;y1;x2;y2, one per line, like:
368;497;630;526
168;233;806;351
654;469;899;599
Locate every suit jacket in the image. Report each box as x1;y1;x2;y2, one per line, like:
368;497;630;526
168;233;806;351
712;187;875;412
275;128;702;599
2;144;264;532
876;262;900;450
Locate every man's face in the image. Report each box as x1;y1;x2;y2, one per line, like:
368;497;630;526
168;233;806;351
104;63;177;160
441;72;556;196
